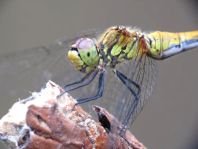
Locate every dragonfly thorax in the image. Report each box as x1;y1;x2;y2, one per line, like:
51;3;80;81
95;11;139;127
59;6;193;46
97;26;149;68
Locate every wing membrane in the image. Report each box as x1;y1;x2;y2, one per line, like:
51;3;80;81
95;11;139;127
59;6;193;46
114;54;158;126
0;30;99;100
0;28;158;127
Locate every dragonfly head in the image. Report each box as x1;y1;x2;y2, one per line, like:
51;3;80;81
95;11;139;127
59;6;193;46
67;38;100;73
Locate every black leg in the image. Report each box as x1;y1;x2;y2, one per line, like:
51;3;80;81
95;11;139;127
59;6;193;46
76;71;105;104
115;70;140;96
114;70;140;134
64;70;98;91
57;70;98;98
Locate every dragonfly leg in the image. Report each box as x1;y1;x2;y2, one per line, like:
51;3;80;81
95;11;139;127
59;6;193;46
114;70;140;136
76;71;105;105
64;70;98;91
57;70;98;98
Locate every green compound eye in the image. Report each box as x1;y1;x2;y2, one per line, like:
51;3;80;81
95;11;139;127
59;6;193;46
68;38;100;73
76;38;99;66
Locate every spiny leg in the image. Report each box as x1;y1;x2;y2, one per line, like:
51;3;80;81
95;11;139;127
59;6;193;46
64;70;98;91
57;70;98;98
77;71;105;104
114;70;140;136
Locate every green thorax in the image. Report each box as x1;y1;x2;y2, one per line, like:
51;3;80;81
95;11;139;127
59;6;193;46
98;26;149;68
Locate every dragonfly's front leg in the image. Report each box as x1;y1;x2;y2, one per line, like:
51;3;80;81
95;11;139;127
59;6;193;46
114;70;140;136
76;71;105;104
57;70;98;98
64;70;99;91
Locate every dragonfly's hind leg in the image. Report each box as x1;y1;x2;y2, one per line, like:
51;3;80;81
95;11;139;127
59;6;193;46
114;70;140;136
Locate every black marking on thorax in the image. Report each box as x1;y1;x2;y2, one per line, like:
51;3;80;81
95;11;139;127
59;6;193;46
98;26;139;68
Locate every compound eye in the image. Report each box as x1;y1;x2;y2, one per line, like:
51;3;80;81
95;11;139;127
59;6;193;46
76;38;95;51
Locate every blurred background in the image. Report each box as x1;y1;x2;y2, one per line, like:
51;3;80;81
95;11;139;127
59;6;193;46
0;0;197;148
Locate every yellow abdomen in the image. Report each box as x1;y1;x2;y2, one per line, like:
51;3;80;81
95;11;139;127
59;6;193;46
147;30;198;59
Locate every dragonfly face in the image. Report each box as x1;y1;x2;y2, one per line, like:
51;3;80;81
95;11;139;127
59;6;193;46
67;38;100;73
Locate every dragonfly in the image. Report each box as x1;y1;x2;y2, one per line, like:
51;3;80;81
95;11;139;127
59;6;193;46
0;26;197;135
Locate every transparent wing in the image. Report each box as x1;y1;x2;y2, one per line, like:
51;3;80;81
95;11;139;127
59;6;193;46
0;28;133;121
0;28;158;127
112;54;158;126
87;53;158;127
0;30;99;101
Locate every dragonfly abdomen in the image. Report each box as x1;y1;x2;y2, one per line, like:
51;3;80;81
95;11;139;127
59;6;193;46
147;31;198;59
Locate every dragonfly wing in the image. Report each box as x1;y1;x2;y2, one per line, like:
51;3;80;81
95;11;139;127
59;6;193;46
0;30;99;101
114;54;158;126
